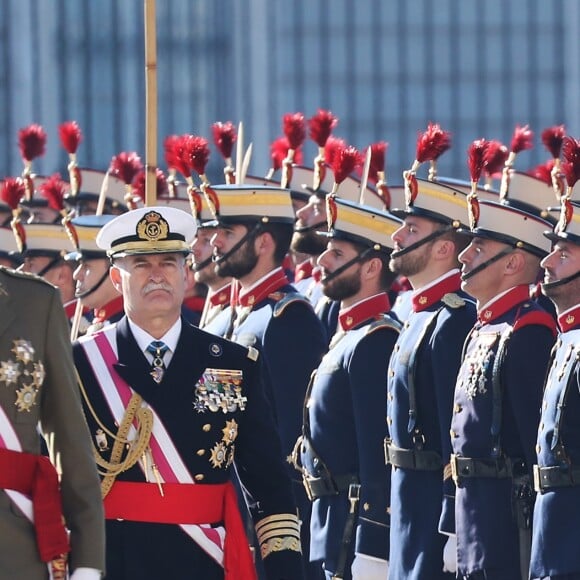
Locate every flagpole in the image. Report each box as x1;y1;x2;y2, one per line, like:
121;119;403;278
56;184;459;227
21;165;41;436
144;0;158;207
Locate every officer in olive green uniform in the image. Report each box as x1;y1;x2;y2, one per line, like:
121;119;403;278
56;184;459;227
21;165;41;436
0;266;105;579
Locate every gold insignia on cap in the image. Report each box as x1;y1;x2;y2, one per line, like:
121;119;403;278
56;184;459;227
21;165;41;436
136;211;169;242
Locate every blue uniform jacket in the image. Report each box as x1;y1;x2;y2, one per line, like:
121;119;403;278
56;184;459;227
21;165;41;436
451;285;556;577
300;308;400;572
387;271;476;580
74;317;303;580
531;306;580;578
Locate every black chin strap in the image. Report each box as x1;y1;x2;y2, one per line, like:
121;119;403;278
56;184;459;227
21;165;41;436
389;225;452;259
541;268;580;291
37;256;62;277
212;222;262;265
294;220;327;234
75;268;110;299
192;255;214;273
321;247;374;284
461;246;515;281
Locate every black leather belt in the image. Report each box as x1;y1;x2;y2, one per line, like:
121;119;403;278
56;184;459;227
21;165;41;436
384;440;443;471
302;473;359;501
450;454;512;483
533;464;580;493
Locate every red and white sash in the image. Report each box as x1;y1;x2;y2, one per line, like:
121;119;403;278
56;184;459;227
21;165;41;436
79;326;226;566
0;405;33;520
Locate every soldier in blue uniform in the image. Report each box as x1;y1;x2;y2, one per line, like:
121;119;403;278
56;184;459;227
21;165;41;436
385;178;476;579
73;206;303;580
203;185;328;578
292;195;402;579
185;191;233;330
65;214;124;336
531;199;580;580
451;196;557;579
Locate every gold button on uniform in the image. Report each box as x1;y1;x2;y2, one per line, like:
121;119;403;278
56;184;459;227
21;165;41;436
454;404;462;413
194;474;205;481
202;424;211;432
196;449;205;456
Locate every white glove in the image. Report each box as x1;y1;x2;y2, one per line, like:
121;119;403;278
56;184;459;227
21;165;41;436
442;534;457;573
351;553;388;580
69;568;101;580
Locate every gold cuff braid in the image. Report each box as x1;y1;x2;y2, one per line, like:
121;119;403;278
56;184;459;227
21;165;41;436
260;536;302;559
256;513;302;558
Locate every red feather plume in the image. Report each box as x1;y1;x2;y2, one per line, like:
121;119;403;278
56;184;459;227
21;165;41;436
467;139;490;183
109;152;144;185
561;136;580;189
39;173;67;212
308;109;338;148
332;145;361;185
270;137;289;172
211;122;237;160
1;178;25;210
509;124;534;154
541;125;566;159
181;135;210;178
416;122;452;163
483;140;509;177
325;136;347;168
368;142;388;184
18;124;47;162
282;113;306;150
132;169;168;202
164;135;191;179
58;121;83;155
526;161;555;186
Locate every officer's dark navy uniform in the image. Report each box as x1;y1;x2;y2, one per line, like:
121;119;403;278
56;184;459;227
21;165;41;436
203;185;327;578
451;196;557;580
386;178;476;579
73;206;303;580
294;196;402;579
531;200;580;580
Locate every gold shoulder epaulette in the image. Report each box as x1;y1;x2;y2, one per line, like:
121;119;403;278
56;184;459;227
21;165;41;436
0;266;52;286
441;293;466;309
246;346;259;361
365;316;402;336
272;292;311;318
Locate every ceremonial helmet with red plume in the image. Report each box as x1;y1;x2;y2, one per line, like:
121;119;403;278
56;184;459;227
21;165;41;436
58;121;83;197
499;124;534;201
212;122;237;184
308;109;338;191
279;112;306;189
17;124;47;202
109;151;144;210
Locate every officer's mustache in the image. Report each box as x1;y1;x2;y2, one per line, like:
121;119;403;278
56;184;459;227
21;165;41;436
142;282;173;295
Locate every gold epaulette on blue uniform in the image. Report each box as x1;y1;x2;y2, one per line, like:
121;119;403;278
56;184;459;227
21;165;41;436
365;315;402;336
246;346;259;361
441;292;467;309
270;291;312;318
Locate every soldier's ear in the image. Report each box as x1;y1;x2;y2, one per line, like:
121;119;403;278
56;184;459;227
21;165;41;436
109;264;123;293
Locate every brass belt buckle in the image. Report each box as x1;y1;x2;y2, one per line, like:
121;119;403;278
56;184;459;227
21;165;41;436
450;453;459;484
533;464;542;493
347;483;361;514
